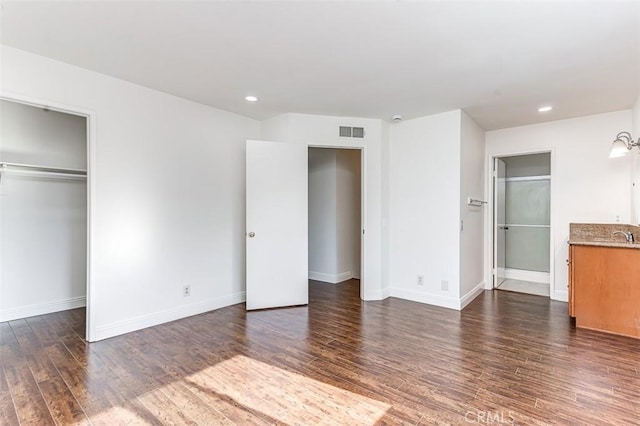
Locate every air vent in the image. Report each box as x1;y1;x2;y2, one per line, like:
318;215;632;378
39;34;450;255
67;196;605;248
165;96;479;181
339;126;365;138
339;126;352;137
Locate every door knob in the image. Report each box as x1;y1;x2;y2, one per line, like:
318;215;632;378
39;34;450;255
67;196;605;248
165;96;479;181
248;232;255;238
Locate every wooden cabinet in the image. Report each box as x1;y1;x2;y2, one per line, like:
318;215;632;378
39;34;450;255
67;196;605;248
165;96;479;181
568;244;640;338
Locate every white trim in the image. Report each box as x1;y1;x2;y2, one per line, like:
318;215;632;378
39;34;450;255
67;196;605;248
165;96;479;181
94;291;246;341
308;270;352;284
502;268;550;283
460;281;486;309
0;91;97;342
0;296;86;323
390;288;460;310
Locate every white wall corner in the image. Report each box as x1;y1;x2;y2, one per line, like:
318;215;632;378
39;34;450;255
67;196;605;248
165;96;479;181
459;281;486;310
0;296;86;323
92;292;245;342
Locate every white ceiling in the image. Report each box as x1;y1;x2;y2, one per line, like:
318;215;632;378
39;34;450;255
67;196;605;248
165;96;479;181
1;1;639;130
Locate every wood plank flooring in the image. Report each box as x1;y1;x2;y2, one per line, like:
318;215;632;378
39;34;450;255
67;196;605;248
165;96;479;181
1;280;639;425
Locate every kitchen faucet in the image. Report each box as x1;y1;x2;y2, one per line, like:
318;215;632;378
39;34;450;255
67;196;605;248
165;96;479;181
612;231;634;243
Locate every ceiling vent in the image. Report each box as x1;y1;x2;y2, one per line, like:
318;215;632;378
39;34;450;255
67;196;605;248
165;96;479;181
339;126;365;138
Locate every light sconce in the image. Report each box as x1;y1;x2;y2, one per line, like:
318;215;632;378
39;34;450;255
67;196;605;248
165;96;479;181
609;131;640;158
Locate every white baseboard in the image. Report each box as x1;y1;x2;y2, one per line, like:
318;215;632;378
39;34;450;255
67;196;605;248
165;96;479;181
390;287;460;310
502;268;550;283
309;270;352;284
390;281;485;311
0;296;86;322
381;286;391;299
363;287;390;301
93;291;245;342
552;290;568;302
460;281;486;309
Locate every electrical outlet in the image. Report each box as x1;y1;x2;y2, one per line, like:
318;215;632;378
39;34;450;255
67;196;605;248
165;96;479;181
183;285;191;297
417;275;424;286
441;280;449;291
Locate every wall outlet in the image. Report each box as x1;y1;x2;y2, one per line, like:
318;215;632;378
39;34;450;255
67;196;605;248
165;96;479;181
417;275;424;286
183;285;191;297
441;280;449;291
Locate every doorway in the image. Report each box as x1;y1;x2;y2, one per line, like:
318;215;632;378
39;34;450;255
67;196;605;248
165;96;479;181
308;148;362;297
0;96;92;340
493;153;551;297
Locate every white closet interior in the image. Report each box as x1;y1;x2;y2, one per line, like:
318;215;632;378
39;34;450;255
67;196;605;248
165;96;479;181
0;99;88;322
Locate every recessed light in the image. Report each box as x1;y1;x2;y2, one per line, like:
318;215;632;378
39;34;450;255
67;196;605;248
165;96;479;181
245;96;258;102
538;106;553;113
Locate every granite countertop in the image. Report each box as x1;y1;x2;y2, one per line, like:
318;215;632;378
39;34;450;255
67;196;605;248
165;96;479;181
568;223;640;249
568;240;640;249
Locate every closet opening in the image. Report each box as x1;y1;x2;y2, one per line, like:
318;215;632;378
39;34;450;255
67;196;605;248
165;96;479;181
0;97;91;340
492;152;551;297
308;147;362;299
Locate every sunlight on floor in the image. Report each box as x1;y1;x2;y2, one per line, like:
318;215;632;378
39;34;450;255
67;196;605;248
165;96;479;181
89;406;148;425
89;355;390;424
184;355;391;424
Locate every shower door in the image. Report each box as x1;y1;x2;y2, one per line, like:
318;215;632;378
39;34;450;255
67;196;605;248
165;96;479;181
493;158;507;288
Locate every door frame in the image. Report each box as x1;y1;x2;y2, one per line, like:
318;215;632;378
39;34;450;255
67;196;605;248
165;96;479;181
492;157;507;289
309;144;366;299
0;91;97;341
486;149;555;298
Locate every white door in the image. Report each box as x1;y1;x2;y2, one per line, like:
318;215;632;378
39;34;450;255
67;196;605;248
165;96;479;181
246;140;308;310
493;158;507;288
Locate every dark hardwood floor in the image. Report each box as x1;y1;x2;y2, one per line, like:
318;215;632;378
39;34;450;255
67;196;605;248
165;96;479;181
1;280;639;425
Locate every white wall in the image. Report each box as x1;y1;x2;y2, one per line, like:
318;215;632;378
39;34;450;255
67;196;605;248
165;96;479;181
459;111;486;302
486;110;633;301
261;113;383;300
336;149;361;279
308;148;338;278
389;110;463;308
381;121;391;297
633;94;640;144
0;100;87;321
261;114;290;143
1;46;261;340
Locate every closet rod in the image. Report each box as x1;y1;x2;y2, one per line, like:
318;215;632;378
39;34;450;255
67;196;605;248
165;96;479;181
0;162;87;175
